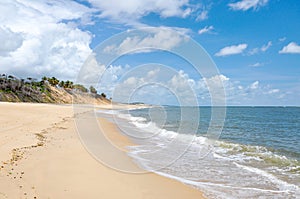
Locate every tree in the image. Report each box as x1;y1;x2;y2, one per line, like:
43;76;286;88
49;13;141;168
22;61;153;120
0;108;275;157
59;81;65;88
101;93;106;98
64;80;73;89
48;77;59;87
89;86;97;94
8;75;15;80
42;76;47;83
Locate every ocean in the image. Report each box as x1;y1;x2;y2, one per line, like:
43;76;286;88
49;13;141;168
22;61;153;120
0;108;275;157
99;106;300;198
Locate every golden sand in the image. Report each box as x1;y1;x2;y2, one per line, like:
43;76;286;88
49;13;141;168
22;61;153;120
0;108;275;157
0;102;205;198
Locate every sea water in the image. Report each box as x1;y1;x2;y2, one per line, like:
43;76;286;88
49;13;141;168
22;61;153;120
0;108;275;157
99;106;300;198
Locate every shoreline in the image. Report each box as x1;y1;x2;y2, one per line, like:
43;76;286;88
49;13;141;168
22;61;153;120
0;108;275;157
0;102;205;198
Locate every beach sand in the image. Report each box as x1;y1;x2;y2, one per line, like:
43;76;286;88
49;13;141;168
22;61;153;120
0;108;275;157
0;102;205;199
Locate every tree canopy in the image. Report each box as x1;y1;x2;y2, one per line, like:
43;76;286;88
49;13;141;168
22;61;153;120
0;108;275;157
89;86;97;94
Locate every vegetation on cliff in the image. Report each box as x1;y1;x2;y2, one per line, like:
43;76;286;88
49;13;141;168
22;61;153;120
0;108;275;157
0;74;109;104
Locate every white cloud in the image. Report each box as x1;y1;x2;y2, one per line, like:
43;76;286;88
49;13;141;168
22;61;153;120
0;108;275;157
106;66;200;105
279;42;300;54
0;27;24;56
167;70;198;105
0;0;94;80
248;48;259;55
204;74;229;83
77;54;106;84
228;0;269;11
249;62;264;67
91;63;284;105
198;25;214;35
77;54;131;96
248;41;272;55
88;0;193;25
99;64;129;95
196;10;208;21
250;81;259;89
279;37;286;42
215;43;248;57
268;89;279;94
261;41;272;52
168;70;195;90
103;28;188;55
196;75;283;105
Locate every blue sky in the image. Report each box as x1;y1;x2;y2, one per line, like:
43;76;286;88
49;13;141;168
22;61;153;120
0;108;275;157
0;0;299;105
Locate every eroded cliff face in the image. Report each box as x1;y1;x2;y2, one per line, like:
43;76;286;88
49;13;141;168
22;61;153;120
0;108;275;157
0;75;110;104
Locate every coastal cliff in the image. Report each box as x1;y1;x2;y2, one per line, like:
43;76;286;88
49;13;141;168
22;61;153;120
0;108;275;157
0;74;110;104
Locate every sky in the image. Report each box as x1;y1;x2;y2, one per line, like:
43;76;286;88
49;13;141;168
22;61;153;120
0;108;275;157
0;0;299;106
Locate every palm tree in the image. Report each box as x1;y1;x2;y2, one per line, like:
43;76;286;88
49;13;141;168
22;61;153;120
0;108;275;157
48;77;59;87
64;80;73;89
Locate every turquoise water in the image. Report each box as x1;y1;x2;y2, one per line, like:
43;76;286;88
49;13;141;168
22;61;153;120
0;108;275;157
99;106;300;198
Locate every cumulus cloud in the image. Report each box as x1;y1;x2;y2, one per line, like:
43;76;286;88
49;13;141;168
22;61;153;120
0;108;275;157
228;0;269;11
103;28;188;55
215;43;248;57
0;0;94;80
186;73;281;105
198;25;214;35
0;27;24;56
88;0;193;25
92;62;283;105
77;53;133;98
279;42;300;54
103;65;199;105
167;70;199;105
112;68;159;104
77;54;106;85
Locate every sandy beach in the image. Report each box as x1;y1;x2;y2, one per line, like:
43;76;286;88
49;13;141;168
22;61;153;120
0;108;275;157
0;102;205;199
